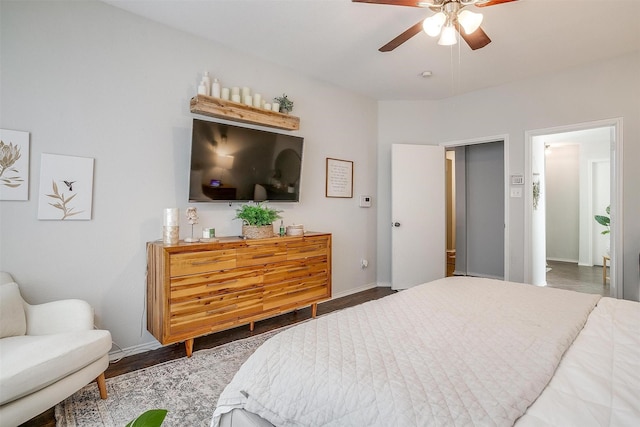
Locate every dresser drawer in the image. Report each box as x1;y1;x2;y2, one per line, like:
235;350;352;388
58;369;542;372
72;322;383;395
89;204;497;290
237;241;287;267
169;249;237;277
169;268;264;334
287;236;329;260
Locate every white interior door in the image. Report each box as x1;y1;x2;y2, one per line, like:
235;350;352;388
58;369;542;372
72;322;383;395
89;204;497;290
391;144;445;289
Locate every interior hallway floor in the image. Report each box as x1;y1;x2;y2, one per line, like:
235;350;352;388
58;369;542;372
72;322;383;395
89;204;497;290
545;260;610;297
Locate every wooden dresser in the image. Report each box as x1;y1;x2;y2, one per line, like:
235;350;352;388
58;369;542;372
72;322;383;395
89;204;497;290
146;232;331;356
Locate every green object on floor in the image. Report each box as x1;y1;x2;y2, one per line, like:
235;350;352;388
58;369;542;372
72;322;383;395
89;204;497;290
126;409;168;427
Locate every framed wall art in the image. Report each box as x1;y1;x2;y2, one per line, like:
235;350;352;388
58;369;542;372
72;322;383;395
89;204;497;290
0;128;30;201
325;157;353;198
37;153;94;220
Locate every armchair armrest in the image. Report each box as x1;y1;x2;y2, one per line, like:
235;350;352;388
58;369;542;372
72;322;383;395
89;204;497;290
24;299;95;335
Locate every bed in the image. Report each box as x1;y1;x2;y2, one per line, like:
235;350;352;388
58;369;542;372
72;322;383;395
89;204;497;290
211;277;640;427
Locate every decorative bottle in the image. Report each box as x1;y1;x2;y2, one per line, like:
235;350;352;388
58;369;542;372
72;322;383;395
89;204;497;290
212;78;221;98
279;220;285;237
202;71;212;96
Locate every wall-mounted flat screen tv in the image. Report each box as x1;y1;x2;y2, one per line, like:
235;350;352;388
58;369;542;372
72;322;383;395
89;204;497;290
189;119;304;202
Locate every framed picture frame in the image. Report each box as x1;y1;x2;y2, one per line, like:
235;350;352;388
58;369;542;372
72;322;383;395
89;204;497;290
37;153;95;220
325;157;353;198
0;128;30;201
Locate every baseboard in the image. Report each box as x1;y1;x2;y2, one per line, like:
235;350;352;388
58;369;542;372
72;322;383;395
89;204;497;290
331;282;384;299
546;257;579;263
109;340;162;361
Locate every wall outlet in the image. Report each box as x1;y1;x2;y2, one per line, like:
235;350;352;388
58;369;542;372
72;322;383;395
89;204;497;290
361;259;369;269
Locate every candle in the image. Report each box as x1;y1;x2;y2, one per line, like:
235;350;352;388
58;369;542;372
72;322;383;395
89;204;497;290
221;87;230;100
253;93;262;107
244;95;253;106
164;208;178;226
241;87;251;98
231;94;241;103
272;102;280;112
264;103;271;111
231;87;240;96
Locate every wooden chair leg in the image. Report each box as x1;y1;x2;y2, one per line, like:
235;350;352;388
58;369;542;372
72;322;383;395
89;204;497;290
96;372;107;399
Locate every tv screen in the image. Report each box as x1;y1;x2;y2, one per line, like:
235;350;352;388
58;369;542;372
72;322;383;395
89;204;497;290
189;119;304;202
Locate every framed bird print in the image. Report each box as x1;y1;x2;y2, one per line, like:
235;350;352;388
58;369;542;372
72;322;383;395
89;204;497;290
0;128;30;201
37;153;94;220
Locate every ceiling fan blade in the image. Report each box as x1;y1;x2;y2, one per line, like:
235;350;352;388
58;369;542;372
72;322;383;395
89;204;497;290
352;0;424;7
379;21;424;52
455;23;491;50
474;0;517;7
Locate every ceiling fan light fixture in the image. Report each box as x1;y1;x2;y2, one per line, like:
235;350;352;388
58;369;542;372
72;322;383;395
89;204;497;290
457;9;483;35
423;12;446;37
438;24;458;46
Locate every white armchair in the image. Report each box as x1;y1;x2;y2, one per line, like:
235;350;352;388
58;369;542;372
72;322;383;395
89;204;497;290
0;272;112;426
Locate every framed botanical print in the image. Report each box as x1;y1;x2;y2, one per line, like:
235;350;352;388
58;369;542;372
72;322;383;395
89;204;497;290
37;153;94;220
0;128;30;201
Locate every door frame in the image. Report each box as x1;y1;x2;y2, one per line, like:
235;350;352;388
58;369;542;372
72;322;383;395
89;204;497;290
524;118;623;298
440;134;510;281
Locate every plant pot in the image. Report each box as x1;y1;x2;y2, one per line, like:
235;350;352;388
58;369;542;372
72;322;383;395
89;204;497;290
242;224;274;239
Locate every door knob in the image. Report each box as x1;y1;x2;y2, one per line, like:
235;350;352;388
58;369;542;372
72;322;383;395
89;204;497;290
393;222;401;227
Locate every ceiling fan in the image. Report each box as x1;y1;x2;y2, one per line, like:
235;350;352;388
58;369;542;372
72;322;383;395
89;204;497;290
353;0;517;52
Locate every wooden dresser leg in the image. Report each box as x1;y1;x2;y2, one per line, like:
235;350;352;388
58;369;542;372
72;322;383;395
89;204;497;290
185;338;194;358
249;321;255;331
96;373;107;399
311;303;317;318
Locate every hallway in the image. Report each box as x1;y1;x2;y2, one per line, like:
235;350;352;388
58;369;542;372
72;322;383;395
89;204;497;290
546;260;609;297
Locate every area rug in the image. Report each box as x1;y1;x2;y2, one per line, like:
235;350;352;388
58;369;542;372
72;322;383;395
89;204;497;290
55;328;284;426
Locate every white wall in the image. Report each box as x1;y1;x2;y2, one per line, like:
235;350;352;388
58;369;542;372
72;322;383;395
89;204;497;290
0;0;378;355
378;52;640;301
546;145;580;263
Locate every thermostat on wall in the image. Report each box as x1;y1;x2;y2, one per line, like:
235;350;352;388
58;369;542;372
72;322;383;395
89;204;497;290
359;195;372;208
511;174;524;185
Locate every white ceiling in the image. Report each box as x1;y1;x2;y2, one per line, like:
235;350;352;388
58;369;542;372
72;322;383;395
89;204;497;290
102;0;640;101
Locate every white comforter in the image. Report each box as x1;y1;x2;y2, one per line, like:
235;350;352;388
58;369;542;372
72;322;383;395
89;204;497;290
212;277;600;427
516;297;640;426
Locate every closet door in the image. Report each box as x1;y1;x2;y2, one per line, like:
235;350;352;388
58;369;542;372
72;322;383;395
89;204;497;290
456;142;505;279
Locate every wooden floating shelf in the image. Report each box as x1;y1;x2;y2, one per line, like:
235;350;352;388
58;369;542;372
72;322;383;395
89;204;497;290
190;94;300;131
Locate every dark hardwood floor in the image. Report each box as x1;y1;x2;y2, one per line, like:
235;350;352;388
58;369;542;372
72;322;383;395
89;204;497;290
19;286;396;427
545;260;610;296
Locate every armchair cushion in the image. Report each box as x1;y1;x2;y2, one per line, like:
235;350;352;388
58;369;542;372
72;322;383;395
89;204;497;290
0;329;112;405
0;282;26;338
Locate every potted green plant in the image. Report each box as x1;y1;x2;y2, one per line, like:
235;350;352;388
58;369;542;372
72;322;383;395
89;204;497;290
234;203;282;239
594;205;610;235
273;94;294;114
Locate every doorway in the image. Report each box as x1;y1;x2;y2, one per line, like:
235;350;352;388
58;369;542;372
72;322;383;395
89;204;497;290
443;138;508;280
446;141;505;279
525;119;622;298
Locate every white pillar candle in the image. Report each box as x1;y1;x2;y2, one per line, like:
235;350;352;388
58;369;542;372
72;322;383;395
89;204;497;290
231;87;240;96
264;103;271;111
272;102;280;112
241;87;251;98
253;93;262;107
164;208;179;226
221;87;230;100
231;94;241;103
244;95;253;106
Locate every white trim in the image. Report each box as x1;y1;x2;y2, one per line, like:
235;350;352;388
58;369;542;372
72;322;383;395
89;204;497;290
524;118;623;298
440;134;510;281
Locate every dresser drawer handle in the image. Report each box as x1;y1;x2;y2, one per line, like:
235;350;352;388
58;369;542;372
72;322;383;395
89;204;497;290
208;279;238;286
252;253;275;259
191;259;223;266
